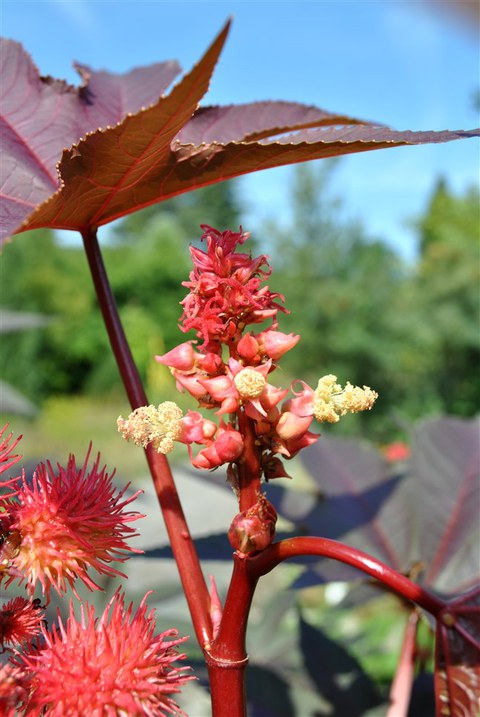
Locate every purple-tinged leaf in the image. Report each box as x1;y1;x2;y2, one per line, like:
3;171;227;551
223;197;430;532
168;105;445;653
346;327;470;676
2;28;478;243
435;586;480;717
9;22;231;239
410;416;480;595
20;120;477;240
72;60;181;128
294;417;480;594
247;666;296;717
176;101;372;145
0;37;181;241
298;438;411;569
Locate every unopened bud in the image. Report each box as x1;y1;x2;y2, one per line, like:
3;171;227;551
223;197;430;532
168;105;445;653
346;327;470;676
191;429;244;470
155;342;195;371
215;430;244;463
228;496;277;554
276;412;313;441
237;334;260;362
262;330;300;360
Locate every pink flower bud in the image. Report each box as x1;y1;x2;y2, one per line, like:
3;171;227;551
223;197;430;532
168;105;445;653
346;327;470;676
191;429;244;470
198;375;234;400
282;430;319;458
287;381;316;417
259;384;289;410
174;372;208;399
261;330;300;360
179;411;217;444
276;412;313;441
228;496;277;554
155;342;195;371
196;352;224;375
237;334;260;362
214;430;244;463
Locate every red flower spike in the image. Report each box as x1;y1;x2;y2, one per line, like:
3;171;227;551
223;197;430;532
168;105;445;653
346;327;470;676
143;227;378;481
0;596;44;650
20;590;192;716
228;495;277;554
180;226;286;348
5;450;144;601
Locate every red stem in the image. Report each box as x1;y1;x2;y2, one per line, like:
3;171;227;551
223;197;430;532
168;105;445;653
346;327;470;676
386;611;420;717
247;537;446;618
81;228;212;647
206;554;259;717
237;411;262;511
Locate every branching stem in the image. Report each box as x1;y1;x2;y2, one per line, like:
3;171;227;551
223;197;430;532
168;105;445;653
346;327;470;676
248;537;446;618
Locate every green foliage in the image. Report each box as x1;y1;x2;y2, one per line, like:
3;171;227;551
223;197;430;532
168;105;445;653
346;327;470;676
413;180;480;415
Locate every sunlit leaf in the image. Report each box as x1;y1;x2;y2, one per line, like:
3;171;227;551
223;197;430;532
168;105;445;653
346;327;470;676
2;26;478;243
176;101;371;145
0;37;181;243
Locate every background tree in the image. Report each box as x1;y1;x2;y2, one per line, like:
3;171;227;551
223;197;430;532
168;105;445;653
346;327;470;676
412;178;480;416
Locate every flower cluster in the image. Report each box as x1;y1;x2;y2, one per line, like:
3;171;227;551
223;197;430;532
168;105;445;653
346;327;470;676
18;591;192;716
0;429;192;715
1;449;143;601
118;226;378;484
179;225;286;348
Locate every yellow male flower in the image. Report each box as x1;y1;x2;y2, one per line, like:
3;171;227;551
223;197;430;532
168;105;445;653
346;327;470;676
313;374;378;423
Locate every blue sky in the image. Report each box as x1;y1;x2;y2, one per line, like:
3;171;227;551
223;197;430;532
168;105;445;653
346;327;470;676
3;0;479;258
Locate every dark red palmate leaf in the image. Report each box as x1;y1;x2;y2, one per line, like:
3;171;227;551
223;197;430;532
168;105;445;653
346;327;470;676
2;24;478;242
293;417;479;595
435;586;480;717
0;37;181;243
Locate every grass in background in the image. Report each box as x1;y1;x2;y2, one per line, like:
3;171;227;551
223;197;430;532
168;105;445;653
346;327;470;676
2;394;186;483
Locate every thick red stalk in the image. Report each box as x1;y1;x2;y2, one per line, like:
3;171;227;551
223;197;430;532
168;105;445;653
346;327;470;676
237;411;262;511
386;611;420;717
81;228;212;647
248;537;446;618
206;554;259;717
